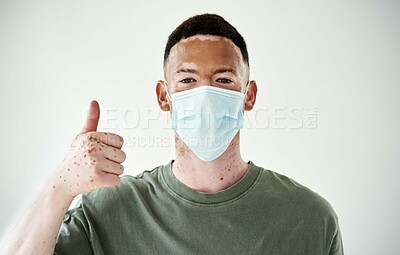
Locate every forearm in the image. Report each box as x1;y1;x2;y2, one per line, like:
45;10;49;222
0;178;74;255
1;101;125;255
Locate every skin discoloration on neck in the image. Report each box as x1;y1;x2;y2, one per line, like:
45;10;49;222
172;132;249;193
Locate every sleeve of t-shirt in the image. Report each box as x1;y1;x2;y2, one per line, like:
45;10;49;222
329;225;344;255
54;204;94;255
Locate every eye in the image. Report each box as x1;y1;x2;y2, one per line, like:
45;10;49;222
216;78;234;83
179;78;197;83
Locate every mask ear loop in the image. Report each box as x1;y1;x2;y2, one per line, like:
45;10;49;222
164;81;173;114
242;81;250;110
164;81;172;101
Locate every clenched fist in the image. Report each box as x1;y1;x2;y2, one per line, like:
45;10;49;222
53;100;126;198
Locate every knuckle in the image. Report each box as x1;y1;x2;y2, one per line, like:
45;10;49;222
93;159;101;167
84;132;92;139
93;168;104;177
84;132;100;142
86;148;96;156
89;161;100;171
85;143;98;155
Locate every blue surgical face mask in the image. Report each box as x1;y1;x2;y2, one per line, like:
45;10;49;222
165;84;247;161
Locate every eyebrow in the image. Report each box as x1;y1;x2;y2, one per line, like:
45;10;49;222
214;68;237;75
176;68;198;74
175;68;237;75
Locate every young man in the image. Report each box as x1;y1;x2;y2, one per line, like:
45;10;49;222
1;14;343;254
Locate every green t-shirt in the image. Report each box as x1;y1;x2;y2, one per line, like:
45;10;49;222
55;160;343;254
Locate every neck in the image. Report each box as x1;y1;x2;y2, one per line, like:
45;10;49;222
172;132;249;193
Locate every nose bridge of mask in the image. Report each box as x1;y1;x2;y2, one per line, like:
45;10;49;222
164;82;247;119
164;81;248;99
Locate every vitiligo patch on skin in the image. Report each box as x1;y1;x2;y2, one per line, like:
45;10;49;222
165;35;248;89
182;34;229;42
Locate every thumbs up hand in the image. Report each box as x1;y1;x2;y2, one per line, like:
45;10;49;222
53;100;126;198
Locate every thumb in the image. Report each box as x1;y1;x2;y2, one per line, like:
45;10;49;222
81;100;100;133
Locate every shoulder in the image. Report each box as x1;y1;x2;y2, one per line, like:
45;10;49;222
251;162;342;247
253;162;338;222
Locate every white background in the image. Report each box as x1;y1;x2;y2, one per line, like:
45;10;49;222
0;0;399;254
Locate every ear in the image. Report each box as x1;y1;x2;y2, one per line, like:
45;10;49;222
156;80;171;111
244;80;258;111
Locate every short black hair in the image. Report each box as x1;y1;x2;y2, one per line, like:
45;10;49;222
164;13;249;67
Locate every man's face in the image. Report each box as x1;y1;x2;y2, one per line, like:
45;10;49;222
164;35;249;94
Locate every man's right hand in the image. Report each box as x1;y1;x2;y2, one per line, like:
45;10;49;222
53;100;126;198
